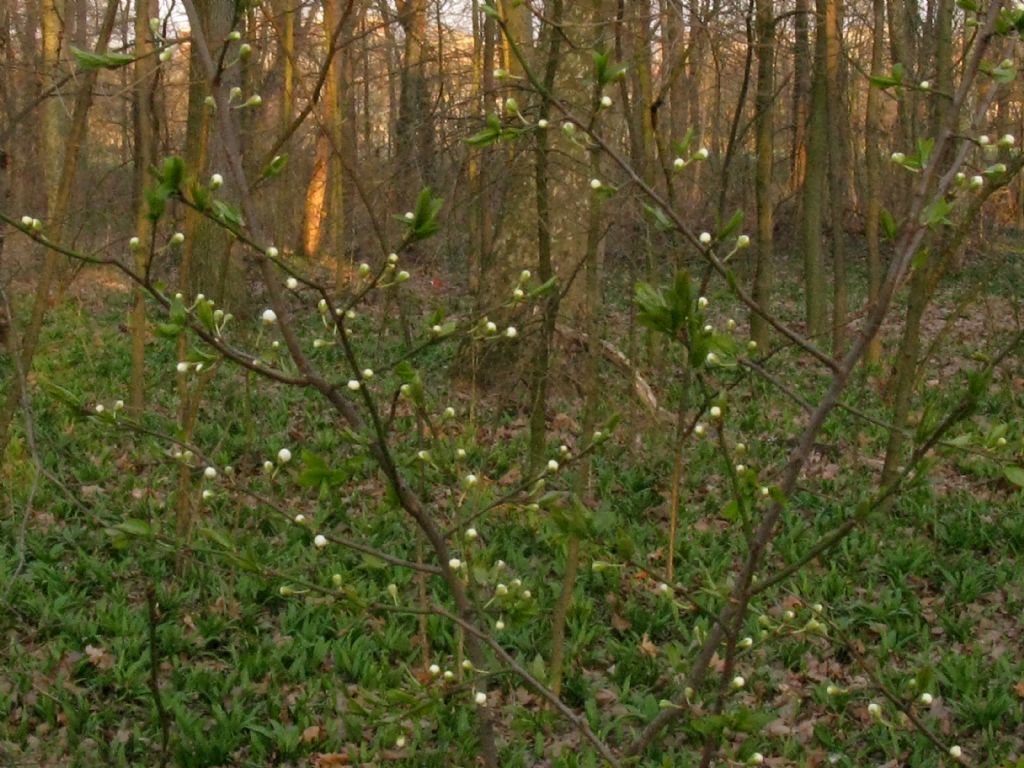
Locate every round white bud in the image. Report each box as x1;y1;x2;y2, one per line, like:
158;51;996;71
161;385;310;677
590;178;602;190
448;558;461;570
314;534;327;548
204;466;217;480
699;232;712;244
277;448;292;464
261;308;277;325
347;380;361;391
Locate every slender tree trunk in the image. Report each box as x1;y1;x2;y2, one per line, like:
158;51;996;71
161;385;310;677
130;0;159;416
825;0;848;353
323;0;347;287
0;0;119;457
750;0;774;349
801;0;828;339
790;0;810;197
864;0;885;364
303;134;330;258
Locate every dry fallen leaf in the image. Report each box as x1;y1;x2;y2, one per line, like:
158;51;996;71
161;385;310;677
301;724;322;743
84;645;113;670
314;753;350;767
639;632;658;658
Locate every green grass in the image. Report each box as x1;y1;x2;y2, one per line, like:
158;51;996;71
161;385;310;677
1;255;1023;768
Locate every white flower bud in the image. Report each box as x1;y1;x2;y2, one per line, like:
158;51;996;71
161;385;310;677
314;534;327;548
979;134;990;145
94;404;105;414
867;702;881;718
204;466;217;480
443;670;455;681
114;400;124;410
443;406;456;418
1000;133;1016;146
918;692;933;705
699;232;712;244
970;175;984;188
949;745;962;759
244;94;262;107
495;583;508;596
537;119;549;129
428;664;441;676
266;246;279;259
710;406;722;419
397;270;410;282
395;736;405;749
547;459;559;472
456;449;467;460
404;212;415;221
361;368;374;379
129;237;141;250
673;157;685;170
474;691;487;706
358;262;371;275
261;308;277;325
890;151;906;163
202;489;213;501
495;619;505;630
737;234;750;248
465;528;478;540
263;460;274;474
176;362;189;373
170;232;185;245
448;558;462;570
294;514;305;524
277;448;292;464
694;147;709;160
919;80;930;90
739;636;753;648
749;754;764;765
590;179;602;190
520;269;532;281
347;380;360;391
286;277;298;290
464;473;478;486
505;326;518;338
210;173;223;189
731;676;745;689
485;321;497;333
694;423;706;436
600;95;612;108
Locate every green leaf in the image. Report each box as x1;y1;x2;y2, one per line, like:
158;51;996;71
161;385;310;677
731;707;778;734
880;208;898;240
920;198;952;228
260;153;288;179
528;276;558;298
211;200;244;230
39;380;84;410
71;45;136;71
195;299;216;332
114;518;154;537
465;127;501;147
643;204;676;232
671;128;696;157
158;156;185;189
1004;466;1024;488
199;526;234;551
153;322;184;339
404;188;444;241
717;209;744;240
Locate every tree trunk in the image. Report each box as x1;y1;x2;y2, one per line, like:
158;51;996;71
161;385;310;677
801;0;828;339
750;0;774;349
864;0;885;364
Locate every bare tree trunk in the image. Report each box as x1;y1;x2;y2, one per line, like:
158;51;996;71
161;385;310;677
323;0;347;287
863;0;885;364
750;0;774;349
825;0;848;353
130;0;159;415
0;0;119;457
801;0;828;339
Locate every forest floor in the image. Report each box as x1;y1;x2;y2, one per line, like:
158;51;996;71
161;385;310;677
1;239;1023;767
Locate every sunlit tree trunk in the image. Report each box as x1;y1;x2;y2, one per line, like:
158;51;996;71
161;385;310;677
790;0;810;197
